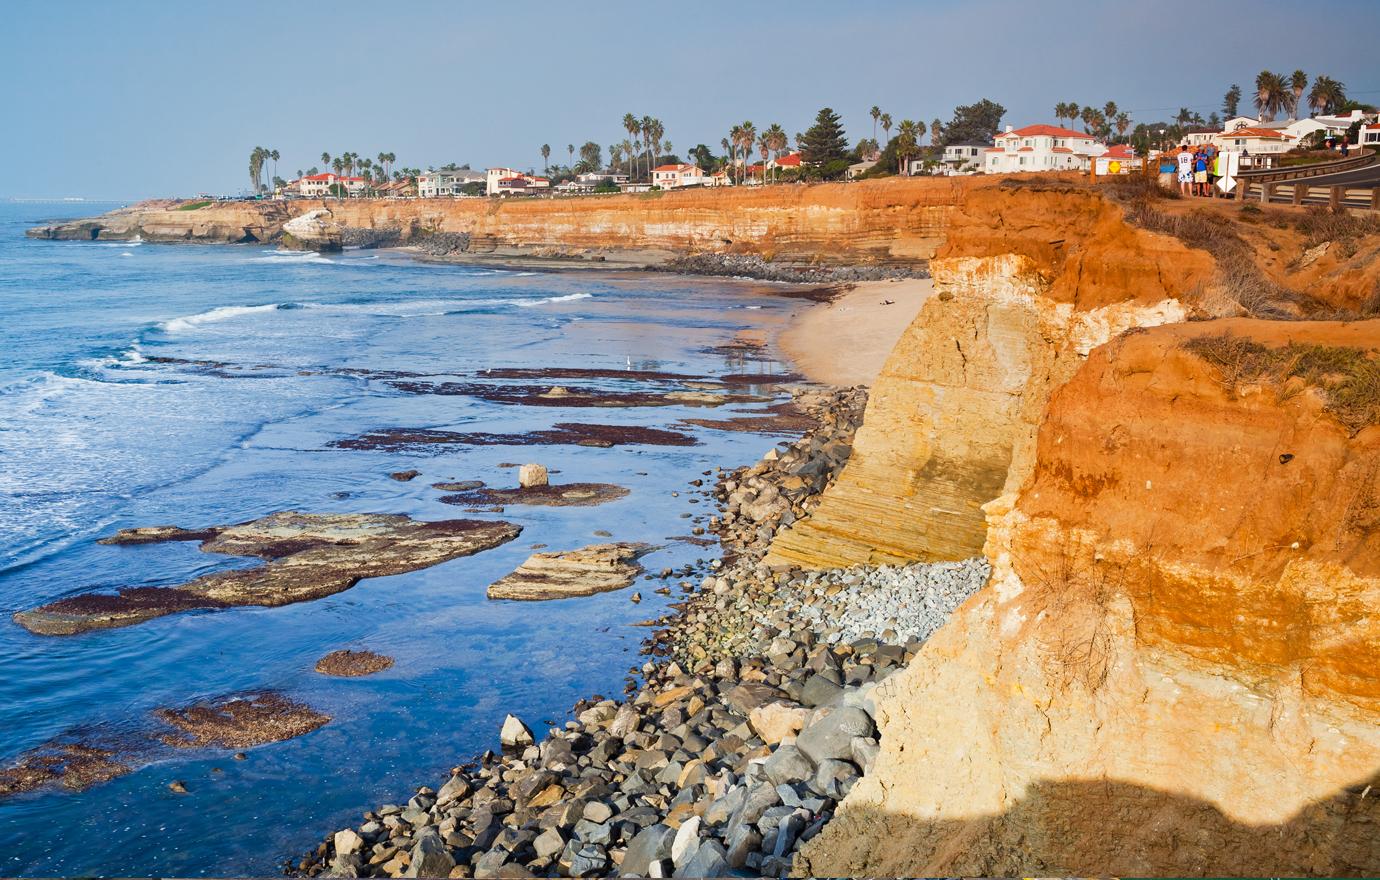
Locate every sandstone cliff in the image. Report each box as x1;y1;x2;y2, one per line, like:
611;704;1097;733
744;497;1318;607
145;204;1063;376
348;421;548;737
26;178;968;264
800;318;1380;876
766;183;1214;568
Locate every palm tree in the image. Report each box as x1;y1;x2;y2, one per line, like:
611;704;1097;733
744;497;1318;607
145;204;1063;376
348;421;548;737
1054;102;1067;127
737;121;756;184
1175;107;1193;128
1066;104;1080;127
931;118;943;146
1255;70;1287;122
763;123;787;182
1114;112;1131;141
1308;75;1347;115
1289;69;1308;119
331;157;344;196
649;119;665;168
541;144;550;174
620;138;636;179
880;113;893;144
566;144;574;170
270;149;280;188
321;152;331;170
640;115;655;179
1080;106;1096;133
870;105;881;142
720;136;732;178
622;113;640;178
895;120;920;175
1103;101;1118;123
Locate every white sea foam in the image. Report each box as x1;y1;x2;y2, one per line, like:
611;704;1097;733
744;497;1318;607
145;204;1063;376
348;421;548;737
159;303;289;334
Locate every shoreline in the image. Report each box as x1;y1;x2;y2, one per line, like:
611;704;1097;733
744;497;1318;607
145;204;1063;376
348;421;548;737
778;278;933;387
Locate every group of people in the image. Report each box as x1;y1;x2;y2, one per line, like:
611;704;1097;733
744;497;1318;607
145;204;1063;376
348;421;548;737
1161;144;1228;197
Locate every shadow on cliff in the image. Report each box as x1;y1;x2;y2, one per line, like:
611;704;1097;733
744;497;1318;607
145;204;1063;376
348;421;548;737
802;772;1380;877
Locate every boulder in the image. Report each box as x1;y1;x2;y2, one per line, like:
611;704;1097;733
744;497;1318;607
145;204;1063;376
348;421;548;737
403;828;455;878
796;706;874;765
518;464;549;488
500;714;534;749
748;702;810;745
763;745;815;786
333;828;364;857
670;816;701;868
619;823;674;877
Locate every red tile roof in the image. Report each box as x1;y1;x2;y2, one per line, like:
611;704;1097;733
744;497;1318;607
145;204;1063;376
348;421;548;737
775;153;802;167
997;124;1094;140
1103;144;1136;159
653;163;698;173
1225;128;1287;139
303;173;364;182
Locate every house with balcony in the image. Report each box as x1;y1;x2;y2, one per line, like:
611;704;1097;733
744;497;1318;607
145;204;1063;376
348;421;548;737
418;168;484;198
297;173;367;197
1212;127;1292;154
983;124;1107;173
651;163;706;189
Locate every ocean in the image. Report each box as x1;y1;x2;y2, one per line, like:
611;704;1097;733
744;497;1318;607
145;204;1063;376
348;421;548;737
0;201;802;875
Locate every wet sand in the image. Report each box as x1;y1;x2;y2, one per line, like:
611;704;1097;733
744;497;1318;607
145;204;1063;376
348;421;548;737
779;278;933;386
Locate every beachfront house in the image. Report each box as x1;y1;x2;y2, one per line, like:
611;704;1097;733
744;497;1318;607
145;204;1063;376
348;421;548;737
929;142;987;175
705;170;732;187
577;171;628;185
1212;127;1292;154
983;124;1107;173
298;173;367;197
485;168;549;196
651;163;706;189
418;168;484;198
1360;123;1380;147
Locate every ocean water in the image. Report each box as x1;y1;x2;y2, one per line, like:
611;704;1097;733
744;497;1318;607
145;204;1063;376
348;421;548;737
0;201;803;875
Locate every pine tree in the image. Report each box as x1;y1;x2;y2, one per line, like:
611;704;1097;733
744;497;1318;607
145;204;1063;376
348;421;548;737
799;107;849;170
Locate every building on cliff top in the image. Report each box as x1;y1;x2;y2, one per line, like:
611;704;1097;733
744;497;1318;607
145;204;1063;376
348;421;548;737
296;173;367;197
984;124;1108;174
651;163;707;189
485;167;549;196
418;168;484;198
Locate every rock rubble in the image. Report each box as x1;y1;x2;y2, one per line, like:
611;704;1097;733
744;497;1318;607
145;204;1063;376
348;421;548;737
293;386;991;879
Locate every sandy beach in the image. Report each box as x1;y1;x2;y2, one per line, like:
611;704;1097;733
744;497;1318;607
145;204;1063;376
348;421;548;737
779;278;933;386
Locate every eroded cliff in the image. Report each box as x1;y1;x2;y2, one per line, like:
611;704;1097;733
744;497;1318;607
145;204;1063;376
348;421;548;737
799;318;1380;876
766;183;1215;568
27;178;968;265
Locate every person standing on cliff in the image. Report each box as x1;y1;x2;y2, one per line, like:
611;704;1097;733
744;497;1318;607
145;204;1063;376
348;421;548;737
1176;146;1193;196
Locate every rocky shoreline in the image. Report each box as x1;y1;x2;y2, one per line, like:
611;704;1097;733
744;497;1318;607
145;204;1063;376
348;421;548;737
292;385;989;879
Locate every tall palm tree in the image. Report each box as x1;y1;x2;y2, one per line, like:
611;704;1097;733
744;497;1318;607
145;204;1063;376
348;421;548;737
622;113;640;178
640;115;655;179
566;144;574;170
270;149;279;188
763;123;787;182
879;113;893;144
727;127;742;183
1289;70;1308;118
931;118;943;146
331;157;344;196
1114;112;1131;141
870;106;881;142
1175;107;1193;128
1255;70;1287;122
321;152;331;170
649;119;665;168
738;121;756;184
541;144;550;174
621;138;636;179
1103;101;1118;123
720;136;732;179
1308;75;1347;115
1053;102;1067;127
1066;104;1080;128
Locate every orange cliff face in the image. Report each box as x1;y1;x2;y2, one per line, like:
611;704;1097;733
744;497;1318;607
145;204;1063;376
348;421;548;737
766;182;1216;568
26;178;972;264
801;318;1380;877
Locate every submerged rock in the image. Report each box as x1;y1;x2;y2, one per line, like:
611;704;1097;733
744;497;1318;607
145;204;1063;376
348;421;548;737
315;650;394;677
0;740;131;798
437;483;629;509
156;692;330;749
15;512;521;635
487;544;652;601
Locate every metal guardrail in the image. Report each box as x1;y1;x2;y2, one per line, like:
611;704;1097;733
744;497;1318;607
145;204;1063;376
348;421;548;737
1237;148;1376;183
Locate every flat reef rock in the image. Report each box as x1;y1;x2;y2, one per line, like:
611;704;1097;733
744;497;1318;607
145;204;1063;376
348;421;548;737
14;512;521;636
436;482;629;508
487;543;652;600
315;649;394;677
0;741;131;798
156;692;330;749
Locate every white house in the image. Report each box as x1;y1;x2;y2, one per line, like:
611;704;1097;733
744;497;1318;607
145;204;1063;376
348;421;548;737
983;124;1106;173
485;167;522;196
1212;126;1292;154
1361;123;1380;147
928;142;986;175
418;168;484;198
297;173;367;197
651;163;706;189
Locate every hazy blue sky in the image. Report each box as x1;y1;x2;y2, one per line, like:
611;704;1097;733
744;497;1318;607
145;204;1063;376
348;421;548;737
4;0;1378;199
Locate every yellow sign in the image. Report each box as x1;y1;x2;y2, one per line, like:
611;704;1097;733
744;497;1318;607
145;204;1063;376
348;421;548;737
1108;160;1122;173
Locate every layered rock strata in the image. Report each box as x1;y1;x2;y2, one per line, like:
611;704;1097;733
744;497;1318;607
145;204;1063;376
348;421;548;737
766;183;1215;568
800;318;1380;876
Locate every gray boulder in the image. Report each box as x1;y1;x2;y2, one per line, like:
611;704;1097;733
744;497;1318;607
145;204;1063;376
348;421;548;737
676;839;729;878
620;823;674;876
403;828;455;878
762;745;814;786
796;706;874;765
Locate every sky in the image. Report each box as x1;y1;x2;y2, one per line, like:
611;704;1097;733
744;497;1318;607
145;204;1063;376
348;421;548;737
4;0;1378;200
